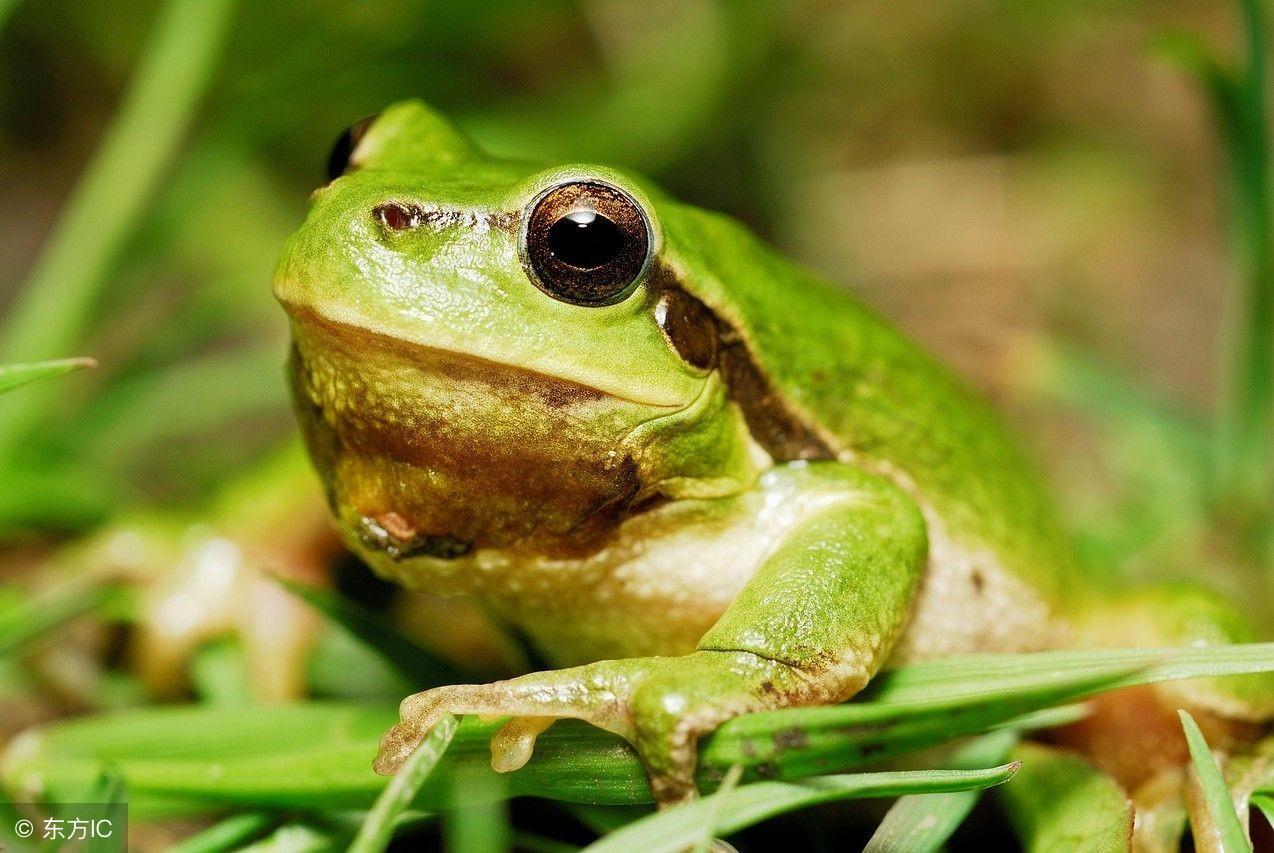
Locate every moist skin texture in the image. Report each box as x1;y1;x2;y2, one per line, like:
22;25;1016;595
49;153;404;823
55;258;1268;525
276;100;1274;813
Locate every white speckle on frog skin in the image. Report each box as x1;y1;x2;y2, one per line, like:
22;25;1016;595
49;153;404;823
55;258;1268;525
661;694;688;714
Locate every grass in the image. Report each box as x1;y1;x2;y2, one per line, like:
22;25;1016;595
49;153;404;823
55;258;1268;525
349;714;456;853
1179;710;1251;852
1155;0;1274;568
3;642;1273;848
0;359;96;396
582;765;1021;853
862;728;1019;852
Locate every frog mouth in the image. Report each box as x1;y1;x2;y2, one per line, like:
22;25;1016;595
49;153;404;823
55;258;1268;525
279;301;684;410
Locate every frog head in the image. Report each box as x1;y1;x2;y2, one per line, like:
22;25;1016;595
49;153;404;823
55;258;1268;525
274;101;764;565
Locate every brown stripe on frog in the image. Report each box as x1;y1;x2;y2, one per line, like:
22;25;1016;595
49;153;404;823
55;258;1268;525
647;263;836;463
287;310;656;560
372;203;520;234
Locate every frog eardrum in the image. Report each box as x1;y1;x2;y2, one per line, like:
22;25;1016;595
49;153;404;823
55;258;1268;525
520;180;652;306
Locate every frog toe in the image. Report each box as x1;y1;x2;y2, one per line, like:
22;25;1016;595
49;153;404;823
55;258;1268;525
374;684;476;774
490;716;557;772
374;664;635;776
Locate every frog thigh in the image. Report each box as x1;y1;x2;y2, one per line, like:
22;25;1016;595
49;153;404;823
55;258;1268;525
1076;582;1274;722
1000;742;1136;851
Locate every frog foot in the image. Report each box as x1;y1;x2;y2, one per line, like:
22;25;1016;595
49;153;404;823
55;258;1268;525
374;650;814;805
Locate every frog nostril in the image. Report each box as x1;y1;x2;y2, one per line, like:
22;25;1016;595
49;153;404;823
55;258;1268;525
374;202;424;231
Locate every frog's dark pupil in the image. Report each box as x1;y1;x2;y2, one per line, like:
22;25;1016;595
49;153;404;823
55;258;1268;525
547;210;625;269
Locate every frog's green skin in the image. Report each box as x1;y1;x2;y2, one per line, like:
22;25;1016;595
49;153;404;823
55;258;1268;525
275;101;1273;805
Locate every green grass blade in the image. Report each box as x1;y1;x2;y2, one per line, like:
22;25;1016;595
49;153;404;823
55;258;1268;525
582;765;1018;853
1252;794;1274;830
274;577;463;687
190;640;254;707
8;645;1273;813
86;772;127;853
1179;710;1251;852
168;812;278;853
349;714;458;853
0;576;115;657
236;823;338;852
863;728;1018;853
443;767;510;853
862;643;1274;706
512;832;581;853
690;763;742;853
0;359;95;397
0;0;236;453
0;0;21;34
1221;0;1274;519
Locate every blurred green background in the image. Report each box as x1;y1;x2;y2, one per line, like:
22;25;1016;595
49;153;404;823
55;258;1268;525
1;1;1272;848
0;0;1263;557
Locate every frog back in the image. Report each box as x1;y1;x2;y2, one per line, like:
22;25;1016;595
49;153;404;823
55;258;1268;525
660;202;1084;602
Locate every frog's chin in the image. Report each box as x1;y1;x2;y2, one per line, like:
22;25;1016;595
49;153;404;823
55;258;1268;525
287;309;668;559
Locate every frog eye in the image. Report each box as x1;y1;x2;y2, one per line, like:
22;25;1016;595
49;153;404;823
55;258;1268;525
325;114;379;182
521;180;652;306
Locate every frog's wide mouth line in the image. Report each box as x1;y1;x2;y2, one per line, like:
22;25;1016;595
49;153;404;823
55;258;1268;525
278;298;687;411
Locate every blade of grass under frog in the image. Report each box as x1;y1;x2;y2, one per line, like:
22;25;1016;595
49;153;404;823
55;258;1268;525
863;728;1018;853
690;763;742;853
168;812;278;853
861;643;1274;706
0;359;96;396
274;577;463;687
1179;710;1251;853
512;832;581;853
10;644;1274;812
349;714;457;853
582;764;1019;853
236;823;339;852
0;670;1115;813
442;767;510;853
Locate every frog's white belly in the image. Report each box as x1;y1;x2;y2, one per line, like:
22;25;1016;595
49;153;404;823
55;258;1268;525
889;504;1066;663
371;475;1064;667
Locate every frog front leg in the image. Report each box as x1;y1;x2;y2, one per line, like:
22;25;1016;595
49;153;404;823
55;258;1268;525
374;462;928;804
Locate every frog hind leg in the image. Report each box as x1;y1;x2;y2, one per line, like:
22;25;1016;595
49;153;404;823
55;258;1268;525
1118;582;1274;721
1000;742;1136;851
122;444;341;700
1045;581;1274;850
1004;734;1274;853
374;461;929;805
1060;582;1274;789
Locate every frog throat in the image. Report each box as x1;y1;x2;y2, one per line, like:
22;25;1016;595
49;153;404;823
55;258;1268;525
285;271;836;561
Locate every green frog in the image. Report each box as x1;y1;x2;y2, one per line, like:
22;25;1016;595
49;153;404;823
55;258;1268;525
274;101;1273;808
